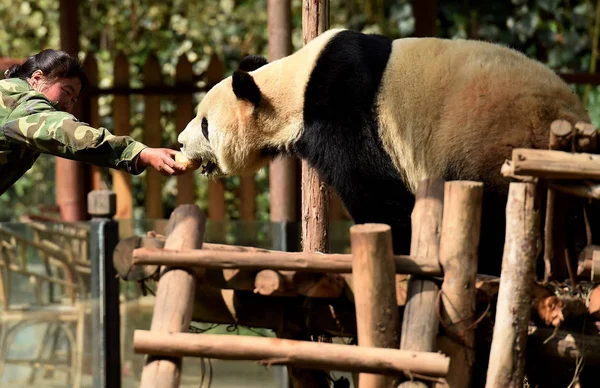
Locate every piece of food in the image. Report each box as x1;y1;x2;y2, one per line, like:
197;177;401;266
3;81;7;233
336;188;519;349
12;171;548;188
175;151;201;171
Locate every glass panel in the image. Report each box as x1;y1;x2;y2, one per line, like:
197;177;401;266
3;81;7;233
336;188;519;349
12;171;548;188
0;221;97;387
0;219;356;387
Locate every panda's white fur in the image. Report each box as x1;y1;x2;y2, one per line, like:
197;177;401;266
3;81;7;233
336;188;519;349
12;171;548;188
179;29;338;176
179;29;589;275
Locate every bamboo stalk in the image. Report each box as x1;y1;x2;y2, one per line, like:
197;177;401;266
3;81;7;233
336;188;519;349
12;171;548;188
132;247;441;275
133;331;450;378
485;183;540;388
351;223;400;387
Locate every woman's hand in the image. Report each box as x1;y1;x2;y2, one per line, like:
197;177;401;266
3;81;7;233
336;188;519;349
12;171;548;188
138;148;187;176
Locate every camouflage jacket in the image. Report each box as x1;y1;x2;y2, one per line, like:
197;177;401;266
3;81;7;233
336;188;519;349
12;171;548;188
0;78;147;195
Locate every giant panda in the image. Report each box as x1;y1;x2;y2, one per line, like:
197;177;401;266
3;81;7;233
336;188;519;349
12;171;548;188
178;28;590;276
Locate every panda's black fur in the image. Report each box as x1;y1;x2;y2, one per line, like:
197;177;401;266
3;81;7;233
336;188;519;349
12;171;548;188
294;31;417;260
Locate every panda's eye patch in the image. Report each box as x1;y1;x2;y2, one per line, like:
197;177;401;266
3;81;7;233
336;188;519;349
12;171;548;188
201;117;209;140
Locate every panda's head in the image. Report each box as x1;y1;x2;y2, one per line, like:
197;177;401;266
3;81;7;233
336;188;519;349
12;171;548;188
178;54;302;177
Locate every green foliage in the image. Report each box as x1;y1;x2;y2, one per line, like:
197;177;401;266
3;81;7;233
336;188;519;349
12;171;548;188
2;0;600;222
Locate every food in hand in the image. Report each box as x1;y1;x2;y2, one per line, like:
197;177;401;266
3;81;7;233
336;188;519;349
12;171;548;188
175;151;201;171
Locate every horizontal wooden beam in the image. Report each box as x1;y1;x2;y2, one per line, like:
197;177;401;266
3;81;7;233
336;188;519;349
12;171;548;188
511;148;600;180
132;247;442;276
133;330;450;377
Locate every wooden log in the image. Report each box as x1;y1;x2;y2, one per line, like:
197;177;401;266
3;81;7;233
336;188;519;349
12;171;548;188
139;205;206;388
189;286;358;336
549;120;574;150
113;236;161;281
254;269;290;295
511;148;600;180
485;183;540;388
574;121;597;153
351;223;400;387
437;181;483;388
399;178;445;388
114;237;351;297
133;331;450;378
132;247;441;275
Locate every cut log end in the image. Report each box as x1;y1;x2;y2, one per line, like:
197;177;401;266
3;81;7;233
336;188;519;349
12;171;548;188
350;223;391;235
550;120;573;138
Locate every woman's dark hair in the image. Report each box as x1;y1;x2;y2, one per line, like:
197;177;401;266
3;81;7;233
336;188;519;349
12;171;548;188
4;49;88;90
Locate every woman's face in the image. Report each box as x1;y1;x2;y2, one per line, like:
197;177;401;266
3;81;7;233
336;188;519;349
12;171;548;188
29;70;81;113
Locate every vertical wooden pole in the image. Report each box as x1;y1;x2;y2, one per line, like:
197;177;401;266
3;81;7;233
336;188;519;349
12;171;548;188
399;178;445;388
205;55;227;223
143;53;163;219
57;0;88;221
301;0;330;252
82;53;103;191
351;223;400;388
175;54;195;206
287;1;332;387
438;181;483;387
240;175;256;220
268;0;298;224
485;183;540;388
139;205;206;388
113;52;134;219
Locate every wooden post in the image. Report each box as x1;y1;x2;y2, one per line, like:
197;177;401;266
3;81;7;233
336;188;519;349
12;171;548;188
351;224;400;387
175;54;195;205
113;52;133;219
399;178;445;388
143;53;163;219
57;0;88;222
204;55;227;222
139;205;206;388
82;53;103;191
437;181;483;387
544;120;572;282
277;1;333;386
485;183;540;388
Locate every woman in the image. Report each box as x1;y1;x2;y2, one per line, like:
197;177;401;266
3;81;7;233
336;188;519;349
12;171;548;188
0;49;185;195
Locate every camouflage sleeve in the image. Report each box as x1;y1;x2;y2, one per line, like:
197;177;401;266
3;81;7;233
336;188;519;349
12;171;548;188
1;95;148;174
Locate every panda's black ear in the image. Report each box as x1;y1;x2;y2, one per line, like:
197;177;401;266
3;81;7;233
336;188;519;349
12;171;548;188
238;55;268;72
232;70;261;107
